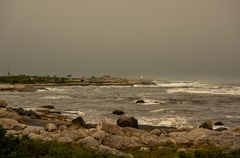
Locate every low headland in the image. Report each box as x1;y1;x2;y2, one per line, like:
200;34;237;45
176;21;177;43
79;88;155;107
0;99;240;158
0;75;155;92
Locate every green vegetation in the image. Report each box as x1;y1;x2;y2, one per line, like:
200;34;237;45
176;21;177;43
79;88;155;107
0;75;71;84
126;145;240;158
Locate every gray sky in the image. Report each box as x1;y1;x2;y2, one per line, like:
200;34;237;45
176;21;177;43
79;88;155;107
1;0;240;79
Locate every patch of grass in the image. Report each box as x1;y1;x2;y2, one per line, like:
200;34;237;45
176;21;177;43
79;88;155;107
125;145;240;158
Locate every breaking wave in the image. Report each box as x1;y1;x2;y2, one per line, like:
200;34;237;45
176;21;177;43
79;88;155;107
138;116;189;128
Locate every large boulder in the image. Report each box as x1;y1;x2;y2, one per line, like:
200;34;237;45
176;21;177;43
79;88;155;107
97;123;123;135
77;136;99;149
61;129;88;141
117;116;138;128
103;135;140;149
91;130;106;141
112;110;124;115
0;118;26;131
199;120;213;130
71;116;86;126
0;100;7;108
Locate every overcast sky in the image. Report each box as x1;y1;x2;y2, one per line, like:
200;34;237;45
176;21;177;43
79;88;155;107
0;0;240;80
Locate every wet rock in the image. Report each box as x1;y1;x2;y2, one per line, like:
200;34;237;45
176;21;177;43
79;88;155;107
112;110;124;115
136;100;145;104
199;120;213;130
139;147;150;152
13;108;41;119
0;100;7;108
97;123;123;135
214;121;224;126
71;116;86;126
117;116;138;128
39;105;55;109
77;136;99;149
98;145;130;157
45;123;57;132
57;137;73;144
0;118;26;131
103;135;140;149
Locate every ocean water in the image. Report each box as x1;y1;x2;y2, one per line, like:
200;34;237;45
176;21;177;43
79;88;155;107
1;80;240;128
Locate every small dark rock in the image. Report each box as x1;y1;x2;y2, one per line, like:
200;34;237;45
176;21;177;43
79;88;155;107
0;100;7;108
136;100;145;104
71;116;86;126
39;105;55;109
112;110;124;115
199;120;213;130
117;116;138;128
214;127;228;131
214;121;224;126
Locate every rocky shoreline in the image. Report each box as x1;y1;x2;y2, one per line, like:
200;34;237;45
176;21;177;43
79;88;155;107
0;100;240;157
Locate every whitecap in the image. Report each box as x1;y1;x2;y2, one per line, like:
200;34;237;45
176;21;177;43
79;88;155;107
167;87;240;96
64;110;86;115
225;115;240;119
138;116;189;128
150;109;165;113
136;99;163;105
41;96;72;99
153;80;207;88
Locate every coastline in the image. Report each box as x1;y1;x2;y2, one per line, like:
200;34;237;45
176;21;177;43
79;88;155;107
0;75;155;92
1;101;240;157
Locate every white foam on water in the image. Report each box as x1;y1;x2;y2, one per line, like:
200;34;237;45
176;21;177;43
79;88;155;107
37;89;48;92
150;109;165;113
45;87;69;92
167;87;240;96
138;116;189;128
225;115;240;119
41;96;72;99
153;80;207;88
64;110;86;115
